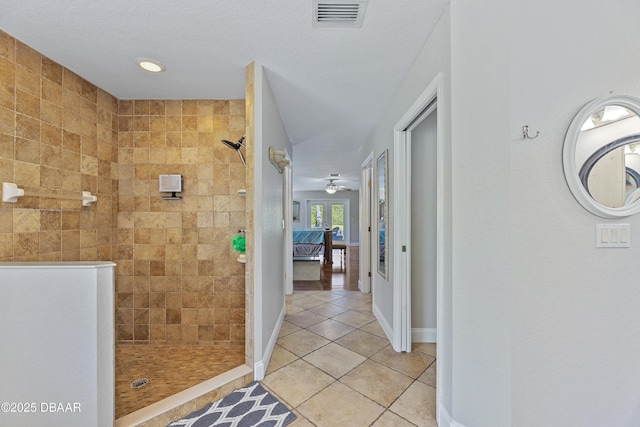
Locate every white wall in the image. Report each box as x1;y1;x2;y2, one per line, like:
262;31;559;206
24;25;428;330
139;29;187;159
252;63;292;378
450;0;640;426
292;190;360;244
361;5;453;419
450;0;511;425
507;1;640;426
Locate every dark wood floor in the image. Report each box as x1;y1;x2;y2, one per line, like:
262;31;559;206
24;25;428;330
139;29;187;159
293;246;359;291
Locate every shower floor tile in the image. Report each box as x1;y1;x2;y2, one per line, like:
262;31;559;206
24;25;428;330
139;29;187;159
115;343;245;419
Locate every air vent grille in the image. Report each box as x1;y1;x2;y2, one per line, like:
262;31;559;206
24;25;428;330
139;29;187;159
313;1;367;27
317;4;359;22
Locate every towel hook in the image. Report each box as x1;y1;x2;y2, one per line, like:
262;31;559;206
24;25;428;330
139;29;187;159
523;125;540;140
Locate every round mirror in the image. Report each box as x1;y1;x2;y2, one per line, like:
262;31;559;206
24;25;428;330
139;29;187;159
563;94;640;218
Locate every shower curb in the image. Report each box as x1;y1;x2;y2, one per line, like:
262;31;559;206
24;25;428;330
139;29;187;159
114;364;253;427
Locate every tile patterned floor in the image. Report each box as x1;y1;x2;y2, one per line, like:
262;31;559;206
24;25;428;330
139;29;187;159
263;290;437;427
115;343;245;418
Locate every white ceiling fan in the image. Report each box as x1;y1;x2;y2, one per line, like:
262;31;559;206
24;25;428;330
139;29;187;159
325;178;352;194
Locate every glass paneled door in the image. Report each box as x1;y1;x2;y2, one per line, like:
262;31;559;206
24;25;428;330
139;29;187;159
307;200;349;242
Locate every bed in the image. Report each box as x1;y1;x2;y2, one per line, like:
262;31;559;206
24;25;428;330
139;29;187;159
293;229;326;258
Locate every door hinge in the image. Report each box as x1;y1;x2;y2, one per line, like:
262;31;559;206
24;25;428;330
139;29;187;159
368;180;372;187
368;226;371;232
368;272;371;277
402;245;407;252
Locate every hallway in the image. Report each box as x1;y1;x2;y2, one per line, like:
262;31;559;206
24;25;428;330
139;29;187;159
293;247;360;291
262;288;437;426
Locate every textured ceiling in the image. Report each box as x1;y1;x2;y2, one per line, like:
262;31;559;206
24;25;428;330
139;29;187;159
0;0;448;191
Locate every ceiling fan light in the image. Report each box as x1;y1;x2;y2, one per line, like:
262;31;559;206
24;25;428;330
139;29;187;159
325;183;338;194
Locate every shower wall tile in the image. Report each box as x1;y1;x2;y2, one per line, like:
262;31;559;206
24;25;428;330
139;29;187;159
0;30;118;263
0;30;247;349
115;98;246;345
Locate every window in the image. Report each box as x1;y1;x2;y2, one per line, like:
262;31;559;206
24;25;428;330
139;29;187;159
306;199;349;242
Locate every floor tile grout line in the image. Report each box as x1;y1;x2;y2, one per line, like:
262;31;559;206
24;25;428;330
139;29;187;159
270;346;419;426
267;349;388;423
271;290;435;426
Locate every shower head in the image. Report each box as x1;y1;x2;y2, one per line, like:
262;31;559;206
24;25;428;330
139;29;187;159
221;136;245;151
220;136;247;168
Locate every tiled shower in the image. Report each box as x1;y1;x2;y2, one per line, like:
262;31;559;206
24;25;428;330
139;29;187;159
0;30;249;420
114;98;246;344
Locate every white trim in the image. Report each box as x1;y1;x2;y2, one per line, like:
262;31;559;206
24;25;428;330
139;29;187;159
438;403;453;427
393;73;443;351
284;165;294;295
359;152;374;295
252;62;264;375
393;72;447;421
361;152;375;168
253;303;285;381
411;328;437;343
253;361;265;382
372;300;393;343
438;403;466;427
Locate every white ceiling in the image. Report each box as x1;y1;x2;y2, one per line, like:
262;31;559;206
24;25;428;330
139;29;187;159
0;0;448;191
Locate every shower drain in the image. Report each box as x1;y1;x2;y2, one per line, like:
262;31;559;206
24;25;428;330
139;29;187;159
130;378;148;389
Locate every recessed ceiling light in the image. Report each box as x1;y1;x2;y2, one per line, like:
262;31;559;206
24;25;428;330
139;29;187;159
136;57;165;73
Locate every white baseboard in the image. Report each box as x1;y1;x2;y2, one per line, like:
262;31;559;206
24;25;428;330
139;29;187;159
372;302;393;343
253;361;265;381
438;403;465;427
253;304;285;381
411;327;437;343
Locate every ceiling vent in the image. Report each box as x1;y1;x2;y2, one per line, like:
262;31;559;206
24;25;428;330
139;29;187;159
312;0;368;28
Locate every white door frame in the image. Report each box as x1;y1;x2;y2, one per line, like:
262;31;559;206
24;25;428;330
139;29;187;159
284;164;293;295
359;152;374;293
392;72;445;417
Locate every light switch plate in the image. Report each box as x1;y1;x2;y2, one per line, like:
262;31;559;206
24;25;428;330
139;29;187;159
596;224;631;248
